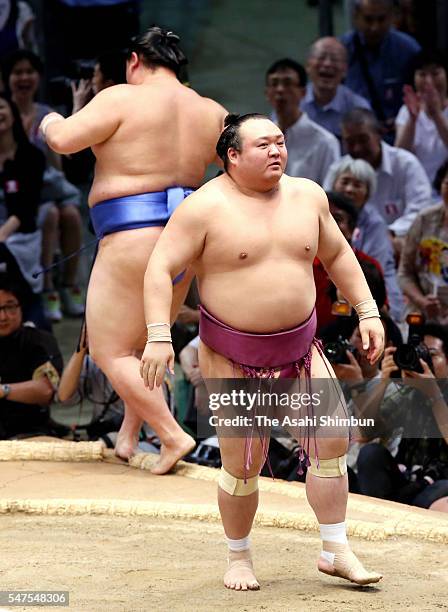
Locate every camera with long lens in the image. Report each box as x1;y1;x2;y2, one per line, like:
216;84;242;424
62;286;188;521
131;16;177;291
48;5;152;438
48;59;96;107
393;313;433;374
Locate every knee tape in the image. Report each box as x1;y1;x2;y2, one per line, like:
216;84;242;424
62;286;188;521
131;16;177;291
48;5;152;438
218;466;259;496
308;455;347;478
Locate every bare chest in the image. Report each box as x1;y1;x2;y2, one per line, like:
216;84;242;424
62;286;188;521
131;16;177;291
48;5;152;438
203;199;319;267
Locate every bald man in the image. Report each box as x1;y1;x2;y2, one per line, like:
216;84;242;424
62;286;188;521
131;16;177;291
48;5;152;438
303;36;371;140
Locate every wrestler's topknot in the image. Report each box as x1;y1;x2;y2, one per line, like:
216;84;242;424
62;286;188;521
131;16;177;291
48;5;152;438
216;113;269;171
128;26;187;77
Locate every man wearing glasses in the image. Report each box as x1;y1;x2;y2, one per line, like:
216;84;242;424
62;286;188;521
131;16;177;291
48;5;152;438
0;275;63;439
265;58;340;186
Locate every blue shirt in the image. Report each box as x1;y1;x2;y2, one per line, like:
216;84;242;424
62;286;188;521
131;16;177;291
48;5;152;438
301;83;371;140
341;29;420;121
352;203;404;321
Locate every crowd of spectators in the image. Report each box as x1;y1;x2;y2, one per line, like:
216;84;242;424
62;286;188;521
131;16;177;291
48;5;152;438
0;0;447;512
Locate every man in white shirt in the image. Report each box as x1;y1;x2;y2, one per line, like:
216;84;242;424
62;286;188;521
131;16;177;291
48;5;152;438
266;58;340;186
326;108;432;246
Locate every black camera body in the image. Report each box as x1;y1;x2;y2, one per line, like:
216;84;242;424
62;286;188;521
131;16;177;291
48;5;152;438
48;59;96;107
393;314;433;373
324;335;358;365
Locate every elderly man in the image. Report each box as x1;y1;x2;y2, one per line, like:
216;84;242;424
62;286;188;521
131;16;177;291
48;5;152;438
141;114;384;590
341;0;420;138
266;58;339;186
325;108;431;243
303;36;371;140
40;26;227;473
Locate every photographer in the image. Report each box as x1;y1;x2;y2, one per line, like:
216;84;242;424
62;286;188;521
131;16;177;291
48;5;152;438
71;50;128;115
331;314;402;492
356;321;448;512
57;323;124;447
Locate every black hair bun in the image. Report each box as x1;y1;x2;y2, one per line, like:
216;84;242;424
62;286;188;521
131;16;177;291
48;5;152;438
165;31;180;43
224;113;240;128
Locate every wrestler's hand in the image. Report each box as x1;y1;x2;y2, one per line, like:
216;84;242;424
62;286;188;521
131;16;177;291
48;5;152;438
140;342;175;391
359;317;384;365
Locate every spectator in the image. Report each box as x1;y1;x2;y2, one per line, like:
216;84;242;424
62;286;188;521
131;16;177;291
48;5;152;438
398;159;448;324
356;321;448;512
303;36;371;140
0;0;36;59
325;157;404;320
395;50;448;189
178;335;209;437
341;0;421;140
67;49;128;186
266;58;339;185
331;314;401;492
71;49;128;114
328;108;432;243
0;274;65;439
37;167;84;321
57;324;124;447
0;92;47;327
4;49;62;169
314;191;390;331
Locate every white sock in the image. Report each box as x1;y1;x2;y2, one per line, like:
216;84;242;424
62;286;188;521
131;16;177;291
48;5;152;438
319;522;347;564
226;536;250;552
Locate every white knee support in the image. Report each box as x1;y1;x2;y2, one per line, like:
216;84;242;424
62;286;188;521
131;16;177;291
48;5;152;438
218;466;259;496
308;455;347;478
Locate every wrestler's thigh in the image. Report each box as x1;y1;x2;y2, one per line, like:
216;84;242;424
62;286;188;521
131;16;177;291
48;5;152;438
291;344;348;458
198;341;267;476
198;340;244;379
87;228;162;357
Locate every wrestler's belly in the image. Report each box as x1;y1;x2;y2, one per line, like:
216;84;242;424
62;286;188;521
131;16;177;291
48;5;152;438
197;266;316;334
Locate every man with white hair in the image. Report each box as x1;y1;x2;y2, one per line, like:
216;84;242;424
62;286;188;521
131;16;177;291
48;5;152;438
325;157;404;320
303;36;371;140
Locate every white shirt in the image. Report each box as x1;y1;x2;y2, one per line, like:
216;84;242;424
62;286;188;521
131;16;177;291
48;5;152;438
395;104;448;185
324;142;432;236
281;113;340;186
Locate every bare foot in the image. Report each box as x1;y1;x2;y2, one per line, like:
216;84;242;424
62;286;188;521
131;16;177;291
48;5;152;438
318;542;382;586
224;549;260;591
114;432;138;461
150;432;195;475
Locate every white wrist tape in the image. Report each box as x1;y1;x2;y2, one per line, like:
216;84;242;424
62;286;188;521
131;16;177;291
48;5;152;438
41;114;63;137
354;299;380;321
146;322;172;344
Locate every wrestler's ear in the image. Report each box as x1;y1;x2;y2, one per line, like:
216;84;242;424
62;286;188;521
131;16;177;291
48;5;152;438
227;147;239;167
127;52;140;73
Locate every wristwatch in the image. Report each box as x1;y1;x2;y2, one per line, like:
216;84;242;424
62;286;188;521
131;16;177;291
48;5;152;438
1;384;11;399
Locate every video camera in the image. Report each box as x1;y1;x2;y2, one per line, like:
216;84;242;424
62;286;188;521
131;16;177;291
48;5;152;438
393;313;433;374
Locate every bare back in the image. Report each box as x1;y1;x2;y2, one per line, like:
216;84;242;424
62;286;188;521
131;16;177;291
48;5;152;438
89;80;226;205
